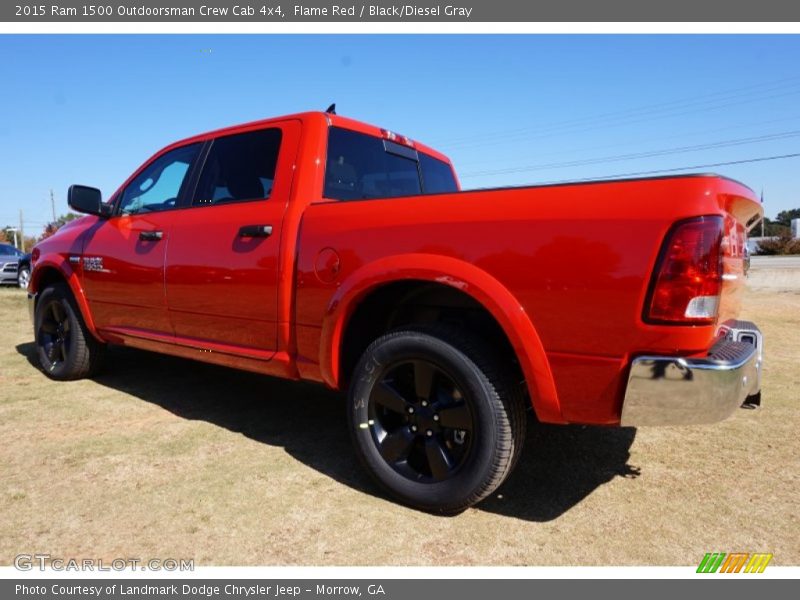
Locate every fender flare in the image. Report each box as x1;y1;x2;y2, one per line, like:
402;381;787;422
31;256;103;343
319;253;563;423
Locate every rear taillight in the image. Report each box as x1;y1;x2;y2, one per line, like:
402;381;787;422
645;216;724;325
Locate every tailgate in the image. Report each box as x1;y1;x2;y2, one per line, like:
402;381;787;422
715;178;763;327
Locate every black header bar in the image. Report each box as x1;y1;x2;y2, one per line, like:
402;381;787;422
5;1;800;22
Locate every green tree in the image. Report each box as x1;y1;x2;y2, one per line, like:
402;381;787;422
1;226;21;248
762;217;791;237
775;208;800;226
52;213;81;228
756;235;800;255
38;213;81;242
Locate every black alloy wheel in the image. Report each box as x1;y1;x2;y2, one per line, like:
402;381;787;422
368;358;475;483
35;283;106;380
38;296;71;370
348;324;526;514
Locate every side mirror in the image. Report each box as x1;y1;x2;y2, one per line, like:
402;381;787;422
68;185;110;217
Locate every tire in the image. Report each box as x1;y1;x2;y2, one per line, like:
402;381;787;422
34;283;106;380
742;390;761;409
347;324;526;514
17;266;30;289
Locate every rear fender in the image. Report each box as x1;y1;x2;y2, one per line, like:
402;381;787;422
319;253;564;423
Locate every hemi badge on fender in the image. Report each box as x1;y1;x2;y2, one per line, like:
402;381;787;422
83;257;104;272
69;255;80;263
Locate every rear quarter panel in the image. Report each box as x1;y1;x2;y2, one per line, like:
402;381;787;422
295;175;762;424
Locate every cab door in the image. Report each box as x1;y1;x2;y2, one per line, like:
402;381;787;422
165;121;301;354
80;143;202;335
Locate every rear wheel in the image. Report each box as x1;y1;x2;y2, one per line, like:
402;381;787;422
35;283;105;380
347;325;526;514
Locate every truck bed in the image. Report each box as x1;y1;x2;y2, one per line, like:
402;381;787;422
294;174;760;425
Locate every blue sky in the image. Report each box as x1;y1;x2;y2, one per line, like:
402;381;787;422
1;34;799;234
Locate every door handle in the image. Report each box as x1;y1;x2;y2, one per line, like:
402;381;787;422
138;230;163;241
237;224;273;238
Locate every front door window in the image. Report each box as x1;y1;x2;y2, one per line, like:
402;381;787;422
118;144;201;215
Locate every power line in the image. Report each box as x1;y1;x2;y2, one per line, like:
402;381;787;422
461;129;800;178
438;77;800;147
454;113;800;170
464;152;800;186
0;218;49;226
445;88;800;152
435;74;800;147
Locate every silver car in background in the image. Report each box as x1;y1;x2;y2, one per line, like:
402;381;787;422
0;243;24;286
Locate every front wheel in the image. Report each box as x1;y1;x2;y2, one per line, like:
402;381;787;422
347;325;526;514
34;283;106;380
18;266;30;289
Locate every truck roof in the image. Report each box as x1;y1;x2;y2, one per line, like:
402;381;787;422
161;111;452;165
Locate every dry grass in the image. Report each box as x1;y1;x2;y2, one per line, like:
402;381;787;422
0;285;797;566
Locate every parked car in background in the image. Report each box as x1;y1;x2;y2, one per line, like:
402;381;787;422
0;243;24;286
17;252;31;289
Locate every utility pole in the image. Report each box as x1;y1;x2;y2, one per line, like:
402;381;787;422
19;209;24;252
50;189;57;223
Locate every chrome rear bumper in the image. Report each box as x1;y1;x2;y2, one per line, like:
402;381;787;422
621;321;762;426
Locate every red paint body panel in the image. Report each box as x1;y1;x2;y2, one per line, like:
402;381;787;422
30;111;763;426
80;212;176;334
301;254;562;423
294;176;760;424
165;120;302;353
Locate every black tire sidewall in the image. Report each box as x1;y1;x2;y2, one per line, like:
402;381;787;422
35;285;80;379
348;331;504;512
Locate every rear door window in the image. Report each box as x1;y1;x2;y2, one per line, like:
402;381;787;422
192;128;282;206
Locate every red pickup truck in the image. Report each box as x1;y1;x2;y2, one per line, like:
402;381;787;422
28;111;764;513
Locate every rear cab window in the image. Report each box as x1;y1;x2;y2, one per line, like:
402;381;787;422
324;127;458;201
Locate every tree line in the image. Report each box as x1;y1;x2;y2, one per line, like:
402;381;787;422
756;208;800;255
0;213;81;251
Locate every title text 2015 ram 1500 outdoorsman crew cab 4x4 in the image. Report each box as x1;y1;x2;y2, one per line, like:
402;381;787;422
28;111;764;513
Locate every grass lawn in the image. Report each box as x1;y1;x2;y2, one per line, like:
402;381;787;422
1;286;797;566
